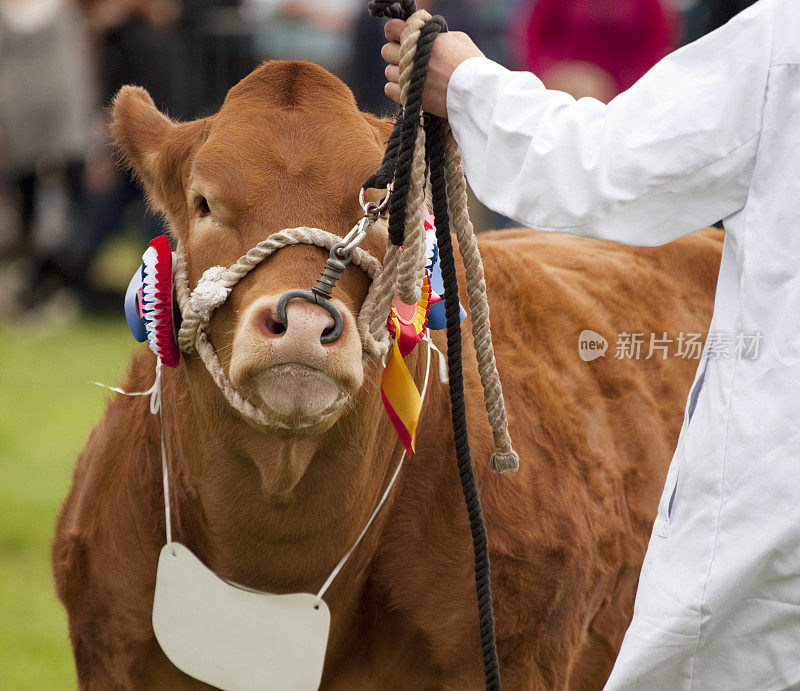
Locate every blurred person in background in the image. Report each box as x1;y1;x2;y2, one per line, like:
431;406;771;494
681;0;757;43
510;0;679;102
0;0;94;316
244;0;361;72
81;0;185;115
74;0;256;312
179;0;258;116
70;0;185;313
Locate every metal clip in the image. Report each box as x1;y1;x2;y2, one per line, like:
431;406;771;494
335;218;370;259
359;183;392;222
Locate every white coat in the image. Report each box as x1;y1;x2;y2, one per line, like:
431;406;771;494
446;0;800;687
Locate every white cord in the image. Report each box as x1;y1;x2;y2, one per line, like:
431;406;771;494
94;362;171;547
425;332;448;384
316;334;433;600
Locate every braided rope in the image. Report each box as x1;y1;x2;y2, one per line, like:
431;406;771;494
443;130;519;473
368;0;415;19
194;330;270;425
394;11;432;306
366;243;401;351
427;114;500;688
363;123;400;192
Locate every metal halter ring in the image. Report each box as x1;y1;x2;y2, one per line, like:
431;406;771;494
275;289;344;344
359;183;392;221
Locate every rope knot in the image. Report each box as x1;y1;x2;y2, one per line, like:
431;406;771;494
491;449;520;474
189;266;231;321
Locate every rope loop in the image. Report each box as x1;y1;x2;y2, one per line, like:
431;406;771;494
369;7;518;473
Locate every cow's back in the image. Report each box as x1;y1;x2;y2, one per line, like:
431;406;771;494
479;227;721;513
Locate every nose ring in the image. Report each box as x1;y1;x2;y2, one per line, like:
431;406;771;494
275;242;350;344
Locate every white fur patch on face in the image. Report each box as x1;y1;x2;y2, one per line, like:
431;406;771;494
255;364;349;426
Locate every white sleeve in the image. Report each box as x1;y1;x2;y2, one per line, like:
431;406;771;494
446;0;775;246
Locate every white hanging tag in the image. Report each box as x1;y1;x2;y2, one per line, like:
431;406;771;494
152;542;330;691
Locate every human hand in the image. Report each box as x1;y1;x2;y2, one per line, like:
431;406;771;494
381;19;484;119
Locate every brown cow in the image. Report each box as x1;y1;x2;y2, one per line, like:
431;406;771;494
52;60;722;689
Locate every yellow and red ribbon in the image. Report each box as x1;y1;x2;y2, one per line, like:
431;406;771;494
380;273;432;455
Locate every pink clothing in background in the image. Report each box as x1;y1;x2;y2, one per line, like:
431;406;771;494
512;0;679;96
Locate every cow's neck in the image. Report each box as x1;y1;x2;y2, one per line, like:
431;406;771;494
166;349;430;606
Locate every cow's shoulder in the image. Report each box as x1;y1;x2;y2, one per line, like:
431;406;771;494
477;227;723;307
52;351;167;682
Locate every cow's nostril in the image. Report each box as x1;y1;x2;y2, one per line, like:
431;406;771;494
321;324;336;342
265;312;287;336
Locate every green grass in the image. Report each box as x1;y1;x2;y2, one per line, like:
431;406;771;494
0;317;136;689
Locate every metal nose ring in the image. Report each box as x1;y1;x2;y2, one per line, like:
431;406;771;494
275;242;351;344
275;290;344;344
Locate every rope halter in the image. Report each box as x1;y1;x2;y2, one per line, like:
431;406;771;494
173;225;390;428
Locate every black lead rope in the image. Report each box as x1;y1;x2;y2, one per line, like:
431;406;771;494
426;115;502;689
365;2;502;688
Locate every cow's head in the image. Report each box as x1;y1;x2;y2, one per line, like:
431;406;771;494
113;62;392;433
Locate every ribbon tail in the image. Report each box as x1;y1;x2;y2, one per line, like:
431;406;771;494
381;317;422;454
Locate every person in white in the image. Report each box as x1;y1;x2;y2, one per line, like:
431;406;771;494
382;0;799;688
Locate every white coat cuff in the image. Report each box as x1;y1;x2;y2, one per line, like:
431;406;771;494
447;57;521;124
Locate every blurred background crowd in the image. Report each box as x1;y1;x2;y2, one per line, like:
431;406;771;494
0;0;755;322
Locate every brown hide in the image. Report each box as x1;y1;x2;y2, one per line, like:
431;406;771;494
52;60;723;689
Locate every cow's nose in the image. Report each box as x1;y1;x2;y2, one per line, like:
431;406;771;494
259;299;338;344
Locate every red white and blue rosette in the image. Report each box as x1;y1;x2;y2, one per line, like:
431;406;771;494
424;206;466;330
124;235;180;368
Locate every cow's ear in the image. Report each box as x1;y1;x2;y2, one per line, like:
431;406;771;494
111;86;201;221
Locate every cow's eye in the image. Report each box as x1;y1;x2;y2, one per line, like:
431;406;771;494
195;195;211;216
